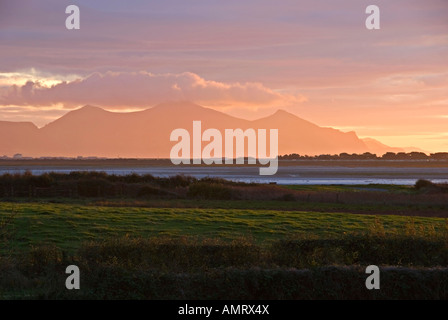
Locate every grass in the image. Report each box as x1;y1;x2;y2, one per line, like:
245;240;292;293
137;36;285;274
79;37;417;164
1;201;447;255
5;193;448;218
1;232;448;299
284;184;413;193
1;172;447;299
1;198;447;299
89;198;448;217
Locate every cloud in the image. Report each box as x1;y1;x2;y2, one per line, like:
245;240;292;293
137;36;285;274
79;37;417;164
0;69;79;88
0;71;306;109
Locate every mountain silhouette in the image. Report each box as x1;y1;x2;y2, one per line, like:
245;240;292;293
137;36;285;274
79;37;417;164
0;102;406;157
0;121;39;155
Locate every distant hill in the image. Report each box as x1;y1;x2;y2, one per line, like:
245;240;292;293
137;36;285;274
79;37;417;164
362;138;405;154
0;101;413;157
0;121;40;155
362;138;428;155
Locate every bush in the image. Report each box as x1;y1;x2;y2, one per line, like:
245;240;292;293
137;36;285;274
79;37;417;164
415;179;434;190
2;235;448;299
187;182;232;200
76;237;260;272
20;245;65;275
77;179;113;197
137;186;165;197
159;175;197;188
277;193;296;201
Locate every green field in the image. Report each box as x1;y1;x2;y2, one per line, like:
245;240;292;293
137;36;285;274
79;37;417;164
1;174;448;299
2;200;447;254
1;198;448;300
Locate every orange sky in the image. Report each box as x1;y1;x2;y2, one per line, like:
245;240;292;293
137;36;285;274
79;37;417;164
0;0;447;152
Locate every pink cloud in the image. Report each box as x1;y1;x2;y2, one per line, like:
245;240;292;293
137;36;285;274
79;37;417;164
0;71;305;109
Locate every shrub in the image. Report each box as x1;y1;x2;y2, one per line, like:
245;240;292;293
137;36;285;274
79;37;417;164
2;235;448;299
20;245;65;275
187;182;232;200
415;179;434;190
137;186;165;197
277;193;296;201
77;178;113;197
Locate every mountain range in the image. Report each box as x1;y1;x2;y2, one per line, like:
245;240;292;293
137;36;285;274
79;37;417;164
0;101;418;158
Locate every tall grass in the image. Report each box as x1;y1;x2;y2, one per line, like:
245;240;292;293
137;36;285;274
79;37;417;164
2;172;448;210
1;230;447;299
1;217;447;299
3;220;448;274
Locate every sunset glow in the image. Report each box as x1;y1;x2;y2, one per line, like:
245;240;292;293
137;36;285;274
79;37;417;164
1;0;447;152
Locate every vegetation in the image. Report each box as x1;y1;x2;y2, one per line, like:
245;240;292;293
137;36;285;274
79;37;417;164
415;179;448;193
0;171;248;198
1;172;448;216
1;200;447;253
1;172;448;299
280;151;448;160
1;232;448;299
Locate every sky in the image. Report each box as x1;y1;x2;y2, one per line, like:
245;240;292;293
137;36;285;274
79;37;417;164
0;0;447;152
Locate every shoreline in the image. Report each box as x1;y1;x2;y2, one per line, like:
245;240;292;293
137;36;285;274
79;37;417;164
0;158;448;168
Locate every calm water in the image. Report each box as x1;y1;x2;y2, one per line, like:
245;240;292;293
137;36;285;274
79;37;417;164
1;165;448;185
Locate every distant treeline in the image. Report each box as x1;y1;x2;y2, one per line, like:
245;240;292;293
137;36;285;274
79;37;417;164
2;152;448;162
280;152;448;160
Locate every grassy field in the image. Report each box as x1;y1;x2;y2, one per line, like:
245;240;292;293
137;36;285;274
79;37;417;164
1;172;448;299
2;200;447;255
1;197;447;299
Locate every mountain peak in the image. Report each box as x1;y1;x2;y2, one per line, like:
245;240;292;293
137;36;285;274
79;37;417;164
40;105;108;130
62;105;108;118
272;109;295;117
75;105;107;113
255;108;316;127
152;101;204;111
273;109;289;114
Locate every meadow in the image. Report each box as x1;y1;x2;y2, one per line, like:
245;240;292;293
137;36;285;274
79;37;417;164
1;201;448;254
1;172;448;299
